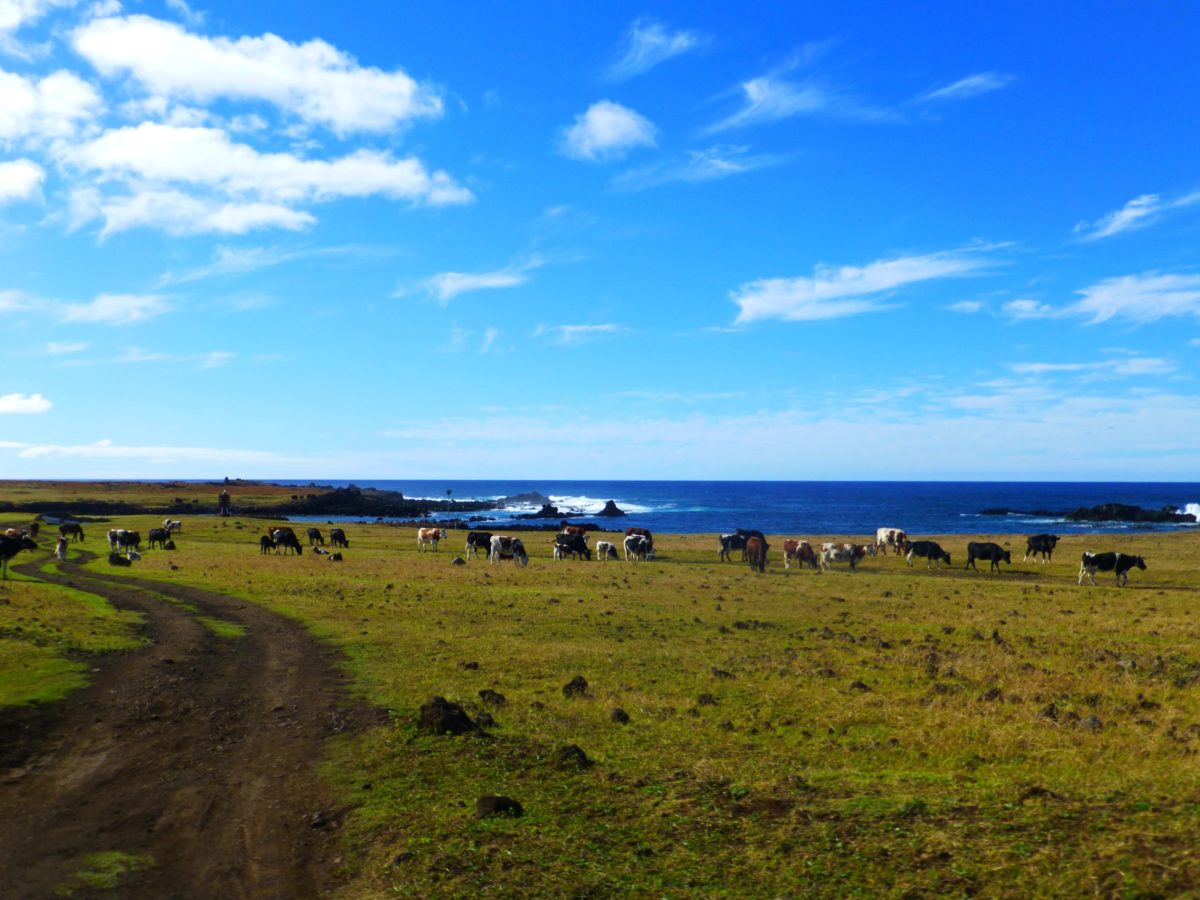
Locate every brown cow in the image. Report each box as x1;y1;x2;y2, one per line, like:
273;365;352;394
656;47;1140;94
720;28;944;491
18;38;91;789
783;539;822;571
745;536;768;573
59;522;85;542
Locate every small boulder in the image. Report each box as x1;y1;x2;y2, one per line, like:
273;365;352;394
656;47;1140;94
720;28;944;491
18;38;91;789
478;689;507;707
475;795;523;818
610;708;630;725
418;696;475;735
555;744;594;770
563;675;589;698
597;500;627;517
451;556;466;565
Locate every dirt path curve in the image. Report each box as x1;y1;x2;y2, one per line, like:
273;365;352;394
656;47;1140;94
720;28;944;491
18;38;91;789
0;553;378;899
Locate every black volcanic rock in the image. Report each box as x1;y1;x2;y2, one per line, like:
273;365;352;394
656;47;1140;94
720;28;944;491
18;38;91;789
1067;503;1196;524
597;500;627;517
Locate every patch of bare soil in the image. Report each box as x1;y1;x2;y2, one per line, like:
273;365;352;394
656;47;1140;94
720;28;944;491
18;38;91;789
0;553;381;899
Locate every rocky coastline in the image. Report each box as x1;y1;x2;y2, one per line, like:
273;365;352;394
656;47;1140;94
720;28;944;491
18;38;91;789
979;502;1197;525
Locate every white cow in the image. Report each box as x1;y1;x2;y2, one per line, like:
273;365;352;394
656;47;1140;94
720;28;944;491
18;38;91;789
595;540;618;561
163;518;183;533
875;527;907;555
489;535;528;566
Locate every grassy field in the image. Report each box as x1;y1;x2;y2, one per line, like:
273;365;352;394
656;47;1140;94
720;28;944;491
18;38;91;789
4;507;1200;896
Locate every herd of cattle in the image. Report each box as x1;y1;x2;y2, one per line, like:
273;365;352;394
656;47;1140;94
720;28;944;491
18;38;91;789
0;517;1152;588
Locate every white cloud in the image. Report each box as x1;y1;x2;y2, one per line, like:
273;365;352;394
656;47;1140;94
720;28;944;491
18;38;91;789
1002;298;1057;320
0;391;51;413
408;256;543;303
0;68;102;141
916;71;1014;104
197;350;233;369
1067;272;1200;324
559;100;656;161
946;300;984;314
1074;191;1200;241
60;292;168;324
533;323;625;345
0;157;42;201
1010;356;1175;377
706;75;833;133
481;327;498;353
90;187;315;237
613;144;780;191
732;247;992;324
72;15;443;135
67;122;471;207
44;340;87;354
606;17;706;81
15;438;292;464
164;0;204;27
0;0;78;55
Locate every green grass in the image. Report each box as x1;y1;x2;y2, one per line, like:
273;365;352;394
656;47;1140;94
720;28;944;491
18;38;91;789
13;511;1200;896
54;851;154;896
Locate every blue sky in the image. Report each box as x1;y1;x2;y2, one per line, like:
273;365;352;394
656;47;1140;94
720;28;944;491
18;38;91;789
1;1;1198;480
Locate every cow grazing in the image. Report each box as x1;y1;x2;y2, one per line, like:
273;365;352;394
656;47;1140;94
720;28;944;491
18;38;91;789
1;534;38;578
624;527;654;552
117;531;141;554
417;527;447;552
595;540;619;561
718;533;747;562
162;519;182;534
147;528;171;549
965;542;1011;573
259;534;275;554
875;528;908;555
1078;551;1147;587
745;536;768;573
821;543;867;570
489;535;528;566
465;531;493;559
272;529;303;555
783;539;822;571
307;527;325;546
624;533;651;561
59;522;84;542
556;532;591;561
55;536;68;560
906;540;951;568
329;528;349;548
1024;534;1059;563
561;525;589;537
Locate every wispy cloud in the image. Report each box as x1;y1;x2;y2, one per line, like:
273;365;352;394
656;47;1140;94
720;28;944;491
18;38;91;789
946;300;984;314
0;392;52;413
59;292;169;325
606;17;707;81
44;340;88;354
1066;271;1200;323
559;100;657;161
1009;355;1176;377
1001;298;1057;320
612;145;781;191
1074;190;1200;240
406;255;545;303
533;323;626;345
915;71;1014;104
731;246;994;324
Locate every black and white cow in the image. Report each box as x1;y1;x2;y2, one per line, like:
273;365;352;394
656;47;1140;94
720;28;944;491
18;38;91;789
489;535;528;566
555;532;591;561
821;542;867;570
718;533;747;562
1;534;38;579
624;533;652;561
1023;534;1059;563
965;541;1010;573
466;531;493;559
1078;551;1147;587
906;540;951;568
595;540;619;561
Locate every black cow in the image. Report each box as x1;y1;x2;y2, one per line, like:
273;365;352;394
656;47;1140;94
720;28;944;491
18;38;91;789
147;527;171;549
107;551;132;567
906;540;951;568
1079;551;1147;587
307;527;325;546
555;532;591;561
259;534;275;554
117;530;141;553
718;533;747;561
965;541;1010;573
466;531;493;559
1;534;38;579
1024;534;1059;563
273;529;303;555
329;528;349;548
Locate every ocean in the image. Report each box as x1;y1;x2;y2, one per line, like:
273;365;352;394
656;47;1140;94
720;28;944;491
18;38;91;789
273;480;1200;536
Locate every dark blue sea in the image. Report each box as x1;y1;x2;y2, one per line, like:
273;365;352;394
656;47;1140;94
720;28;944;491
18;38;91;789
273;481;1200;536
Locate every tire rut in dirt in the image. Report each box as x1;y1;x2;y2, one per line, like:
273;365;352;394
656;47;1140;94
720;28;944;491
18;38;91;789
0;553;380;899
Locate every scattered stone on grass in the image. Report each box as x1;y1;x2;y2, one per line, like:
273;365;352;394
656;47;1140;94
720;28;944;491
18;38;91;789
711;668;734;679
563;675;589;698
1080;715;1103;732
478;689;507;707
611;708;630;724
555;744;594;770
849;680;871;693
697;693;718;706
451;556;466;565
460;661;479;670
475;795;523;818
475;711;496;728
418;696;475;735
981;687;1003;702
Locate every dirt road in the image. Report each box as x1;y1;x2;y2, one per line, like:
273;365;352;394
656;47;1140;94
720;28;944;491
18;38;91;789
0;553;377;898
